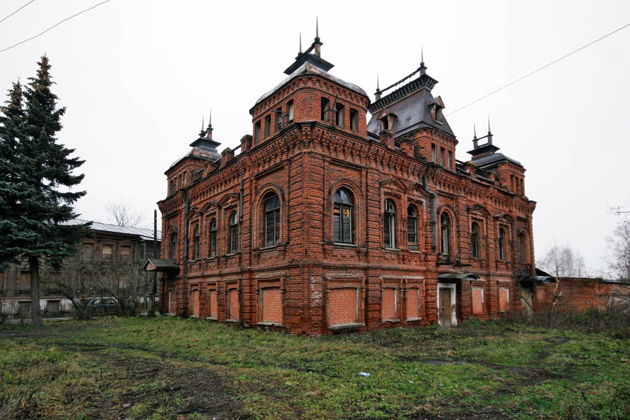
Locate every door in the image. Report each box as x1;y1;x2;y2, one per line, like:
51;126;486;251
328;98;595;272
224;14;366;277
439;287;453;327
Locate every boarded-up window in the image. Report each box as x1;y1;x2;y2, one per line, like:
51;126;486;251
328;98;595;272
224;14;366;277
499;287;510;312
208;290;218;319
260;288;282;324
102;244;113;258
472;287;485;314
81;244;93;260
167;290;176;315
227;288;240;321
328;288;359;326
382;287;399;321
190;290;200;317
120;245;132;258
406;288;421;320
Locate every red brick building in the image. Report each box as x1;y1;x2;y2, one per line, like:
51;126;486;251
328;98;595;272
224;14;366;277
156;34;539;335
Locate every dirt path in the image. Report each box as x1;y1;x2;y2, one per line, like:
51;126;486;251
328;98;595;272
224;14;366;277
0;324;245;419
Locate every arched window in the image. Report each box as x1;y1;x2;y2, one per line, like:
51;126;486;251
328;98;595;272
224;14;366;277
169;230;177;260
518;232;527;263
209;218;217;257
228;211;238;254
263;192;281;247
407;205;418;248
470;222;480;258
384;199;396;249
440;213;451;255
498;228;506;261
192;224;200;259
333;188;353;244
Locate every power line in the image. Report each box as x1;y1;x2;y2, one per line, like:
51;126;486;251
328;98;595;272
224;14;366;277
447;22;630;116
0;0;112;55
0;0;35;25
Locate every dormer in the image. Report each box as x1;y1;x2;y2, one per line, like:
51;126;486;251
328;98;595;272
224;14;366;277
467;127;526;196
367;60;457;170
249;28;370;146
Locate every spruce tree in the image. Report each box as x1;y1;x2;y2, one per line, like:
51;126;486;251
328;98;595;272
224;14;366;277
0;56;88;325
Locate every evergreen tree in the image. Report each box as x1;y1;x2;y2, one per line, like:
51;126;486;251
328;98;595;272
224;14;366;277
0;56;89;325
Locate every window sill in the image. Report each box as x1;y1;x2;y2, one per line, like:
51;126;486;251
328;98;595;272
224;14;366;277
257;322;283;327
382;319;400;323
333;242;357;248
384;247;401;252
225;319;240;323
329;323;364;331
406;317;422;322
260;245;280;251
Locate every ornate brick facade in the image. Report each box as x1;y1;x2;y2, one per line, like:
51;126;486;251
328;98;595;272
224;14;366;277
157;35;539;335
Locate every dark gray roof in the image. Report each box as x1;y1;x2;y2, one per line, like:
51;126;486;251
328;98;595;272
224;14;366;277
367;67;455;138
67;219;161;241
438;273;479;281
143;258;178;272
470;152;522;168
255;62;367;106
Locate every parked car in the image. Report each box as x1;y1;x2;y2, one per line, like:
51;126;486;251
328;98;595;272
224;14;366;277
86;297;120;316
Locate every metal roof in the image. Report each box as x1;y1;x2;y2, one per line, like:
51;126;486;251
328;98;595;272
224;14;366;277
438;273;479;281
368;87;455;138
143;258;178;272
255;62;367;106
470;152;522;168
67;219;161;241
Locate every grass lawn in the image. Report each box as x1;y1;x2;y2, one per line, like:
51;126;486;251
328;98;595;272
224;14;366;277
1;317;629;419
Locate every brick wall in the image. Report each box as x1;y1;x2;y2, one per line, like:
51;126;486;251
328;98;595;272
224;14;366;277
157;52;537;335
535;277;630;313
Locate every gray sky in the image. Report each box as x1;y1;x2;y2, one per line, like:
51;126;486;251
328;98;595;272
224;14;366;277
1;0;629;274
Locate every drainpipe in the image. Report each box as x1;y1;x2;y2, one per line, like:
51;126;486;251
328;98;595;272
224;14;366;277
182;189;191;316
423;172;437;252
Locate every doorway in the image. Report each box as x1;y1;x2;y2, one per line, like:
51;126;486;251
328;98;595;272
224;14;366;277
437;283;457;327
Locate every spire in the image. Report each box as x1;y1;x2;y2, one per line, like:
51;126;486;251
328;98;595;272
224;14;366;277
199;116;205;137
487;116;493;144
283;18;333;75
468;118;499;157
313;16;322;57
375;73;381;100
206;110;213;139
419;47;427;75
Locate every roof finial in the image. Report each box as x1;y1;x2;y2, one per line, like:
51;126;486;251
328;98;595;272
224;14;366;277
473;123;477;139
299;32;302;53
200;116;205;136
375;73;381;100
487;116;493;144
313;16;322;57
419;46;427;75
205;110;213;139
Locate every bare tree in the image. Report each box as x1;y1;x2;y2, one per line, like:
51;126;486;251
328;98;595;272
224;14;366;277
46;262;102;320
607;220;630;281
538;244;587;278
105;201;145;227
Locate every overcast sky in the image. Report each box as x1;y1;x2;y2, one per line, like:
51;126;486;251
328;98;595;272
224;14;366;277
1;0;628;274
